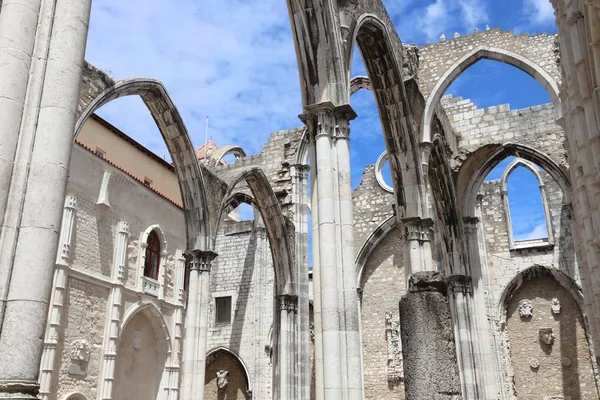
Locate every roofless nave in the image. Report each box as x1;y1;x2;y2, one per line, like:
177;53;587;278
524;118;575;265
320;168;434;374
1;0;600;399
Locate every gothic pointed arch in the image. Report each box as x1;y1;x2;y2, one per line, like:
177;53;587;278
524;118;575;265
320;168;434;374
210;145;247;167
349;13;425;218
215;167;295;296
421;46;561;144
73;78;211;251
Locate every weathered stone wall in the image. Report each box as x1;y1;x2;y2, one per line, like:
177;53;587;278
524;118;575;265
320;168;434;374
416;29;560;101
209;219;275;398
78;62;115;116
506;277;598;399
54;279;109;400
443;95;567;170
359;225;406;400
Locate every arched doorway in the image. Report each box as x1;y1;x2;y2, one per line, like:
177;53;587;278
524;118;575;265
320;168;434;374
204;348;251;400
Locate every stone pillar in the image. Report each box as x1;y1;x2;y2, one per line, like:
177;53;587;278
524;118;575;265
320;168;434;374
302;102;363;400
275;295;299;400
38;196;77;400
290;163;311;400
98;221;129;400
447;275;478;400
462;216;502;398
399;272;462;400
0;0;92;397
166;249;186;400
181;249;217;400
0;0;41;233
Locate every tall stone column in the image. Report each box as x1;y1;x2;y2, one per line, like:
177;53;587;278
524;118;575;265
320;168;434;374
275;295;299;400
181;249;217;400
38;196;77;400
98;221;129;400
399;218;462;400
0;0;92;398
302;102;363;400
290;164;311;400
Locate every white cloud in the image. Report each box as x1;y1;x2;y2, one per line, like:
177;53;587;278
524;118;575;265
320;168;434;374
516;223;548;241
416;0;489;42
86;0;302;157
523;0;555;26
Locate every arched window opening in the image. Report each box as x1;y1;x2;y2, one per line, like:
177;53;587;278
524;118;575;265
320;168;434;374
506;164;549;243
445;59;551;109
226;202;255;222
144;230;161;280
349;44;387;191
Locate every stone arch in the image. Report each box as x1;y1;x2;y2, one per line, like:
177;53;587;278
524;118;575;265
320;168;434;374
61;393;86;400
500;157;555;248
211;145;247;167
497;265;600;399
73;78;211;251
115;301;171;400
214;167;295;296
205;347;252;394
421;46;562;144
351;13;425;218
205;347;252;399
457;143;571;217
294;127;309;167
355;215;396;289
350;76;372;95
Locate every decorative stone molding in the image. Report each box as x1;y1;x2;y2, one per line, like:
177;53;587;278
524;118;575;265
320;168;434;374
551;298;561;314
184;249;217;272
448;275;473;294
539;328;555;346
57;196;78;266
96;171;111;207
518;299;533;318
385;311;403;382
403;217;434;243
278;295;298;313
216;370;229;390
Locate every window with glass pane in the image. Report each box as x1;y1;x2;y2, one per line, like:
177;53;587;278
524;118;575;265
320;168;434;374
144;231;161;280
215;296;232;324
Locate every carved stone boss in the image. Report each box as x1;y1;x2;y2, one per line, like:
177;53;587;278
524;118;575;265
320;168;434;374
551;298;561;314
518;299;533;318
539;328;555;347
385;311;403;382
68;339;91;376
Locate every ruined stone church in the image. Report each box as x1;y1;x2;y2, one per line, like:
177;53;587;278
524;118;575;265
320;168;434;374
1;0;600;399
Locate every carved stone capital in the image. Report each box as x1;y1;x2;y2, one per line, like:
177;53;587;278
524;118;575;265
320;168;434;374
447;275;473;294
277;294;298;313
183;249;218;272
402;217;434;243
300;102;357;140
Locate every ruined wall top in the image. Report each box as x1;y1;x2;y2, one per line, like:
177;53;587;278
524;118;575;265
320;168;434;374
415;28;560;100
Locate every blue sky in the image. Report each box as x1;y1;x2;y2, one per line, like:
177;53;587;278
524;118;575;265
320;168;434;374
85;0;558;242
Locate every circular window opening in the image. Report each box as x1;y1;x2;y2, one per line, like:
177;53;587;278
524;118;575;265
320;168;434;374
375;151;393;193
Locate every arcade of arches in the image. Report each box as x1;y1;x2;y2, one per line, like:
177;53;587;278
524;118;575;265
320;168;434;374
3;0;600;399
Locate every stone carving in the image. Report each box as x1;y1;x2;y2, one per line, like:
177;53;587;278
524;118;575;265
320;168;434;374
440;33;446;41
68;340;91;376
216;370;229;390
518;299;533;318
551;298;561;314
539;328;555;346
454;32;460;38
530;358;540;369
562;357;572;367
70;340;91;362
385;311;403;381
133;330;142;349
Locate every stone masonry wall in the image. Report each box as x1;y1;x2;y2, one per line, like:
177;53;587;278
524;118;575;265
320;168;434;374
359;225;406;400
442;95;567;170
209;219;275;399
416;29;560;101
506;278;598;399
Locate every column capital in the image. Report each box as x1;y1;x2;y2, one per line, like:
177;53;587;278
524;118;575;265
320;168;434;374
290;163;310;179
299;102;357;140
462;216;479;235
277;294;298;313
183;249;218;272
447;274;473;294
402;217;434;243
